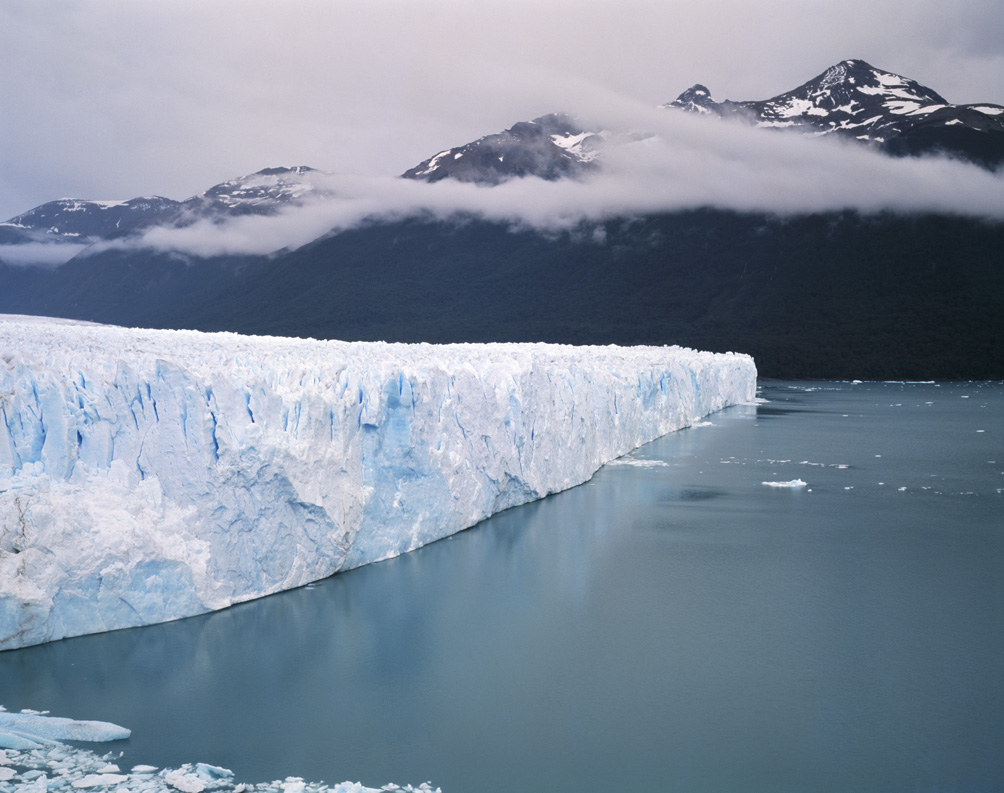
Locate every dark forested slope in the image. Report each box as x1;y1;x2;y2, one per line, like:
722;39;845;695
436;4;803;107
4;209;1001;380
173;210;1003;380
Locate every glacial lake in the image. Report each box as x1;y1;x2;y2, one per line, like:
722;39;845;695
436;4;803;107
2;381;1002;793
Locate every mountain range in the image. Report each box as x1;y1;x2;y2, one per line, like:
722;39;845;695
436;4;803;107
1;60;1001;379
403;59;1004;182
0;165;327;249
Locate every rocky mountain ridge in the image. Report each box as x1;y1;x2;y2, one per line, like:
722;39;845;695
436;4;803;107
665;59;1004;168
405;59;1004;182
0;166;326;248
2;60;1000;244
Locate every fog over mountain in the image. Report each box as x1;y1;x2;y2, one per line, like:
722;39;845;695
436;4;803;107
1;0;1002;222
4;96;1002;265
115;139;1004;260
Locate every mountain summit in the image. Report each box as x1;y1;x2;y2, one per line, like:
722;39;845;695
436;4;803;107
666;59;1004;167
401;113;604;185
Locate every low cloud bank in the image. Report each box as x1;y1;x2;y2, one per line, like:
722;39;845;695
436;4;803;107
129;107;1003;258
12;105;1004;264
0;242;91;268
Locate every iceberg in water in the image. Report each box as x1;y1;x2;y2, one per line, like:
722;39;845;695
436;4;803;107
0;708;130;749
0;314;756;650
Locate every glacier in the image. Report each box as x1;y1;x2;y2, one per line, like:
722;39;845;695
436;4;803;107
0;314;756;650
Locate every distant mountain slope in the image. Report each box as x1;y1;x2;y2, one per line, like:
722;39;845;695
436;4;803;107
0;166;327;255
5;210;1000;380
183;211;1004;380
0;196;179;245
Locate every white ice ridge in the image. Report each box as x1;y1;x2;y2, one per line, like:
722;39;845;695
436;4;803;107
0;315;756;650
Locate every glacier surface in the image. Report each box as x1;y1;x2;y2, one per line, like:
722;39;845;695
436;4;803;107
0;314;756;650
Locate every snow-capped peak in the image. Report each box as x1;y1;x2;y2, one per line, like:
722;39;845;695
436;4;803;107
0;167;335;254
402;113;604;184
767;59;948;118
665;59;1004;167
403;60;1002;187
0;195;182;244
190;166;331;211
664;84;718;114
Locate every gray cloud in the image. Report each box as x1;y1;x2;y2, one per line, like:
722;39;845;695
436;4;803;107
0;242;90;269
71;104;1002;261
1;0;1002;224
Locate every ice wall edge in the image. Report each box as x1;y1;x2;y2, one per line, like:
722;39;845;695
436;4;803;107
0;315;756;650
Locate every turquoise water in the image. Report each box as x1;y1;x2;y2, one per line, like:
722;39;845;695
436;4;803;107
2;381;1002;792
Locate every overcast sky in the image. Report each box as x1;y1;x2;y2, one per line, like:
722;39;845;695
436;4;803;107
1;0;1002;222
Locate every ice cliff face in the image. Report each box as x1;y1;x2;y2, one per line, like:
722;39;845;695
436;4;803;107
0;315;756;650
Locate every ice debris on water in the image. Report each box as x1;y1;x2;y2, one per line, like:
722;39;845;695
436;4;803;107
0;314;756;650
761;479;808;488
604;457;671;468
0;744;440;793
0;710;440;793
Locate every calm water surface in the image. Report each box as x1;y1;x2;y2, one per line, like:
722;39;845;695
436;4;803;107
2;381;1002;792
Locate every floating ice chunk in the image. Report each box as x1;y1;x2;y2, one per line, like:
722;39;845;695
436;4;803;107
72;773;130;788
762;479;807;488
0;710;130;749
167;769;199;790
0;738;440;793
605;458;670;468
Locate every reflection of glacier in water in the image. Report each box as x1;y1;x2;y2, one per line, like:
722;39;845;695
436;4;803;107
2;381;1002;792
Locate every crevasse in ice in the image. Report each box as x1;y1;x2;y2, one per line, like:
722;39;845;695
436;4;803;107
0;315;756;650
